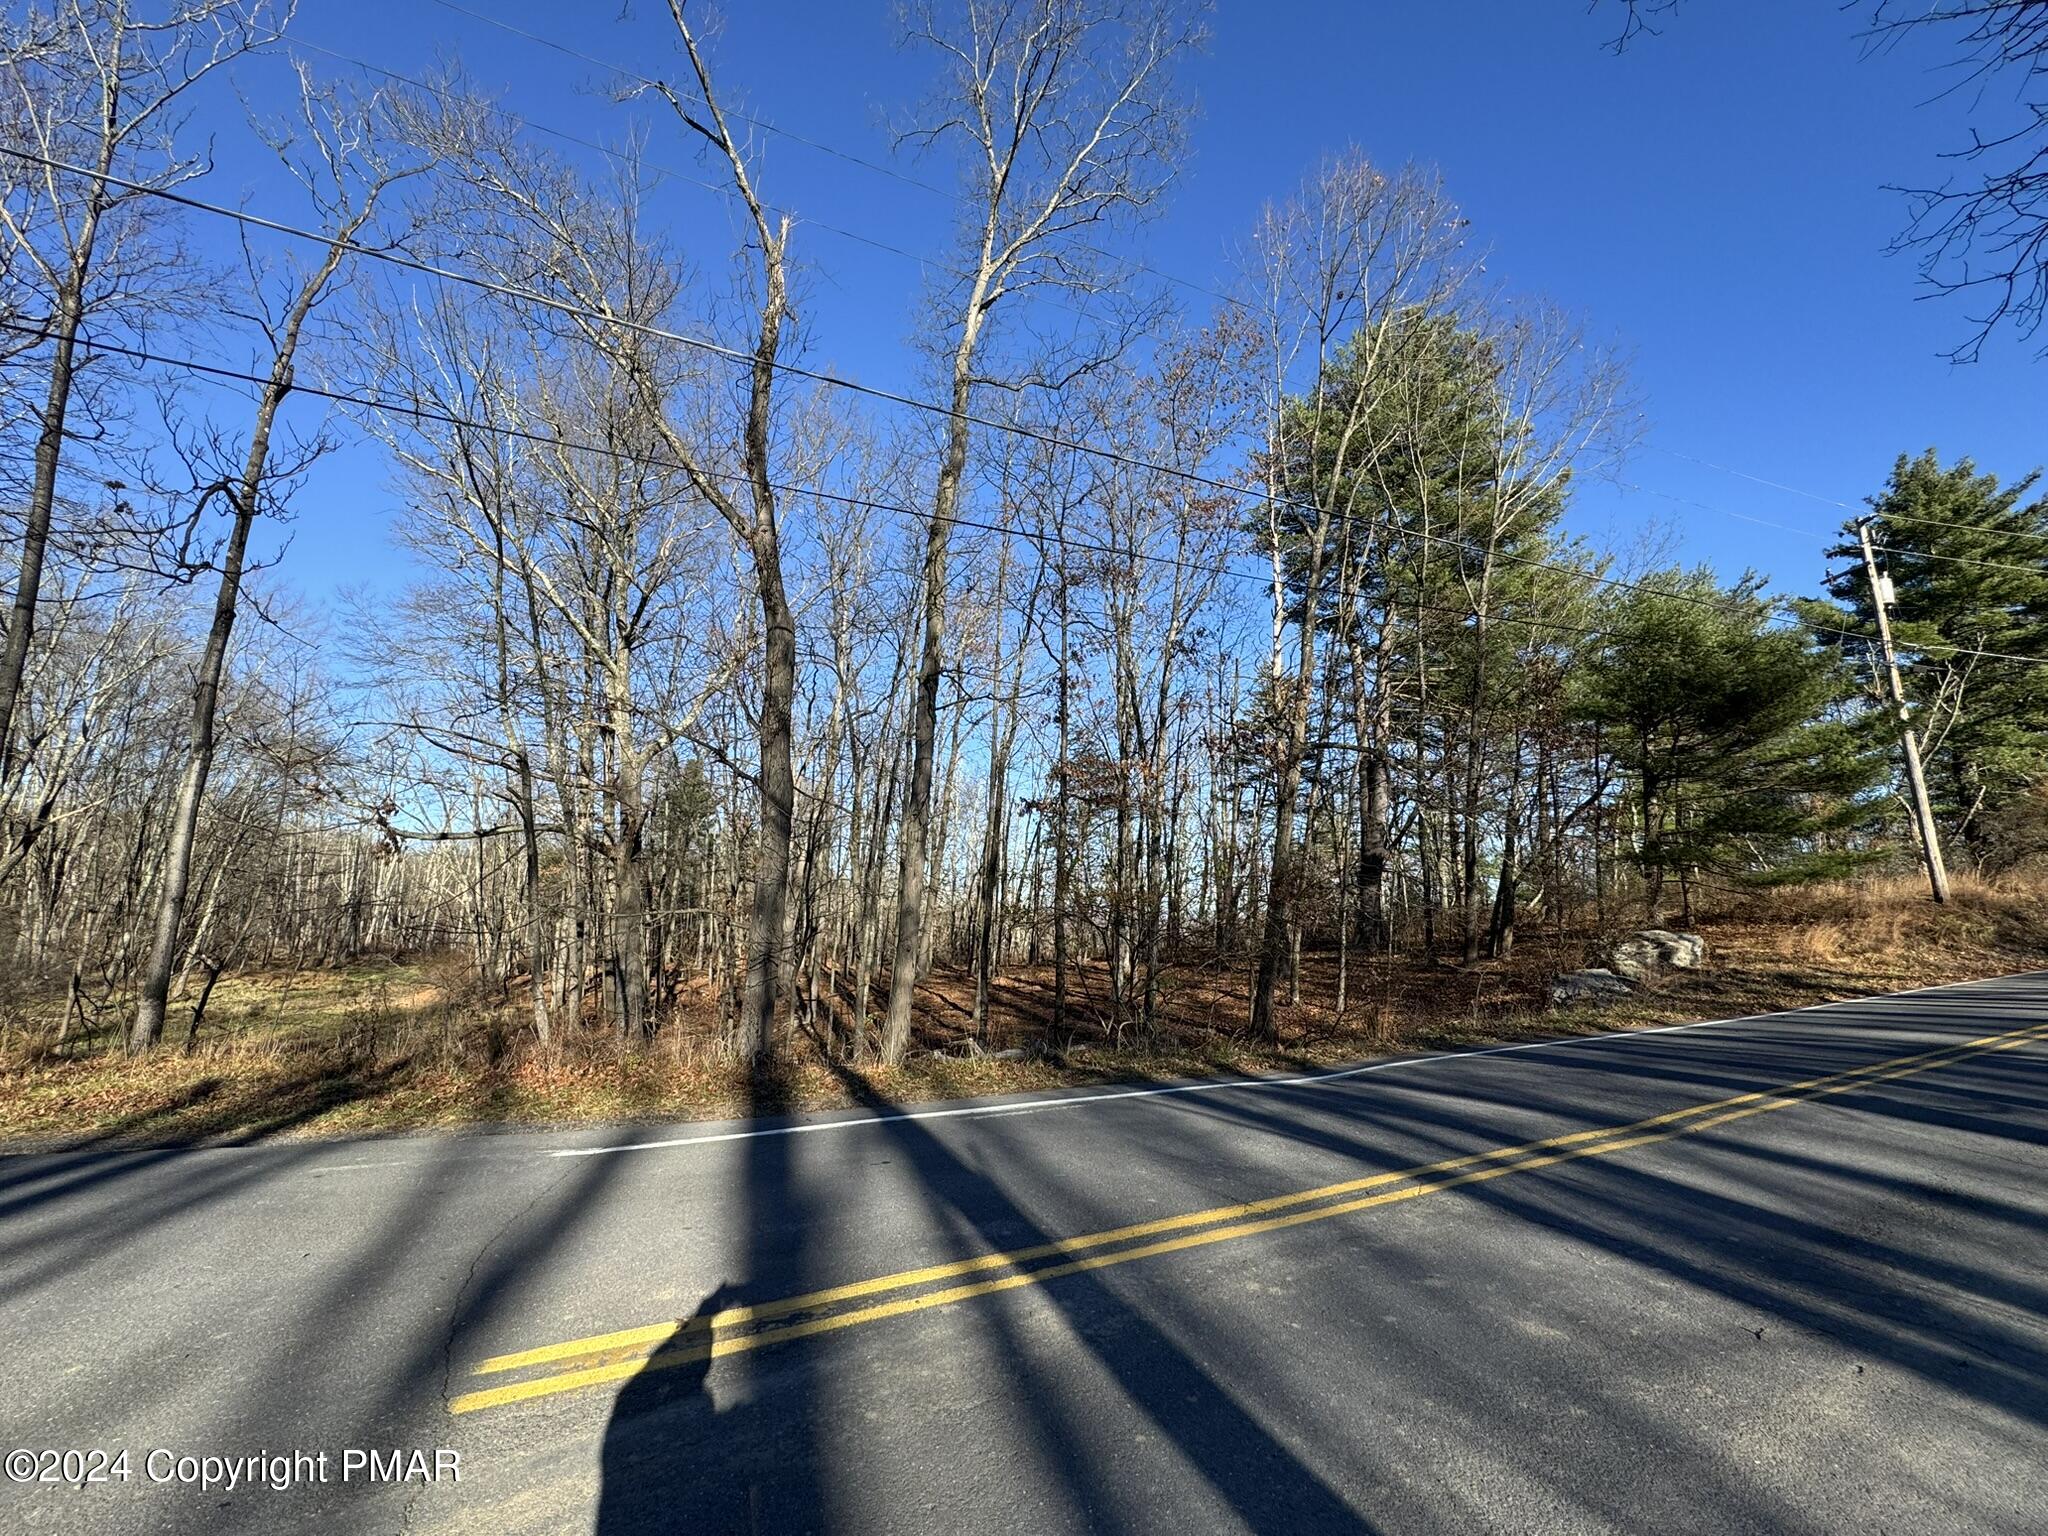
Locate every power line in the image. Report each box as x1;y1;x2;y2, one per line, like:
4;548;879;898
1628;480;2048;579
21;315;2048;675
1871;542;2048;579
1656;442;2048;550
1;318;1659;675
1652;445;1862;512
1871;509;2048;549
6;147;2038;668
1;318;1607;650
0;144;1880;650
1626;482;1836;542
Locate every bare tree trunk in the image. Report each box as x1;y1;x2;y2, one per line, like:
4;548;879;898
476;506;550;1046
611;722;652;1040
132;81;417;1050
880;0;1191;1063
1488;742;1523;960
1251;680;1314;1041
739;549;795;1056
0;0;255;779
130;464;263;1052
971;545;1025;1044
882;335;979;1063
0;284;89;788
1052;574;1073;1035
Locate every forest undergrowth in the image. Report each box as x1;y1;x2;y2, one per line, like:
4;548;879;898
4;873;2042;1149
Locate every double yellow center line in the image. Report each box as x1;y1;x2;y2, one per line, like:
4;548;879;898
449;1018;2048;1415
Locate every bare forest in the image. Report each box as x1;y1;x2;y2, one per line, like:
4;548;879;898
5;0;2046;1118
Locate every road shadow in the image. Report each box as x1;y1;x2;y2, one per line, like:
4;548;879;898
594;1052;830;1535
0;1056;411;1228
1145;1021;2048;1433
16;978;2042;1534
582;1035;1382;1533
597;1283;741;1534
827;1061;1379;1533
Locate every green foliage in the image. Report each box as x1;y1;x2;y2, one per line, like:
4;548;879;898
1817;450;2048;866
1266;309;1565;619
1264;307;1602;721
1574;569;1880;901
652;758;718;856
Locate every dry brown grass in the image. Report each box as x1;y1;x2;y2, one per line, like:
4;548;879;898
1708;871;2048;989
5;868;2045;1149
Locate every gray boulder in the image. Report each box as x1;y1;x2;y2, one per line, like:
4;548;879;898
927;1042;1031;1062
1551;968;1635;1006
1641;928;1707;967
1608;928;1708;982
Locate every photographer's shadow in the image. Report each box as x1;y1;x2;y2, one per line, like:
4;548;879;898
597;1283;742;1535
595;1273;831;1535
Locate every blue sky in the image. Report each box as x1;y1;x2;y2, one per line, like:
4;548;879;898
195;0;2040;612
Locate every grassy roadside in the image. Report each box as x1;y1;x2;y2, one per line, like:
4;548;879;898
4;875;2043;1150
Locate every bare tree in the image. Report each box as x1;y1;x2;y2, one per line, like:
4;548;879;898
1602;0;2048;358
1450;301;1634;961
1244;154;1471;1041
429;13;802;1056
1869;0;2048;359
0;0;268;791
357;286;562;1044
641;0;798;1061
131;68;432;1051
880;0;1203;1063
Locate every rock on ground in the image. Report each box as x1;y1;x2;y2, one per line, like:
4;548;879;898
1608;929;1709;983
1551;968;1636;1006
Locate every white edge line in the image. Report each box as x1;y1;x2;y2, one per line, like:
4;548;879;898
546;969;2048;1159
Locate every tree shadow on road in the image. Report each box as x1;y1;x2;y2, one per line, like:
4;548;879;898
825;1061;1380;1534
1159;1029;2048;1434
594;1050;829;1535
583;1039;1384;1534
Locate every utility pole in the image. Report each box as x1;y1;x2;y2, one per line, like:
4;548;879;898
1856;517;1950;903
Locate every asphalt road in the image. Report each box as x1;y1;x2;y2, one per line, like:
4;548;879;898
4;972;2046;1535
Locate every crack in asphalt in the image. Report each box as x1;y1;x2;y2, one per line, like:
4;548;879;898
399;1159;583;1533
